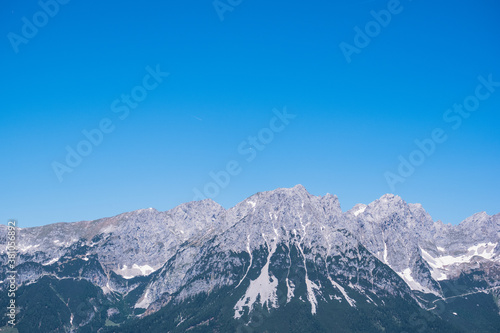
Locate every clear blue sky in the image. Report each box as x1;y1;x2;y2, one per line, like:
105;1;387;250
1;0;499;227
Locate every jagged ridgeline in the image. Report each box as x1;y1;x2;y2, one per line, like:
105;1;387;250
1;185;499;332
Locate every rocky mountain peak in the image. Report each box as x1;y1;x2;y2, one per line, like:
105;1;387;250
362;193;409;223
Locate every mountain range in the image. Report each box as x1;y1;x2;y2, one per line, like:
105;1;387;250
1;185;499;332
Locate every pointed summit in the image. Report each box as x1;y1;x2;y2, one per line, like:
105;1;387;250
248;184;313;201
348;203;367;217
378;193;404;203
277;184;311;196
362;193;409;221
292;183;307;191
372;193;406;208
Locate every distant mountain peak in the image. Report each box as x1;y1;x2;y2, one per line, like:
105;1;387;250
378;193;404;203
292;183;307;190
272;184;311;196
182;198;225;210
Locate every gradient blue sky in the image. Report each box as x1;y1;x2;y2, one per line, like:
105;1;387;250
1;0;499;227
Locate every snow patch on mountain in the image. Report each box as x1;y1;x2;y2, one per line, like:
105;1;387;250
383;241;388;264
42;257;59;266
234;234;279;319
235;235;253;289
304;272;320;314
116;264;157;279
135;289;152;309
397;268;437;295
421;242;498;281
18;244;40;252
286;278;295;303
297;215;320;314
352;204;367;217
328;277;356;307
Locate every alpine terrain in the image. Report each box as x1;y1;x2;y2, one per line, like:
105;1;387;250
1;185;499;332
